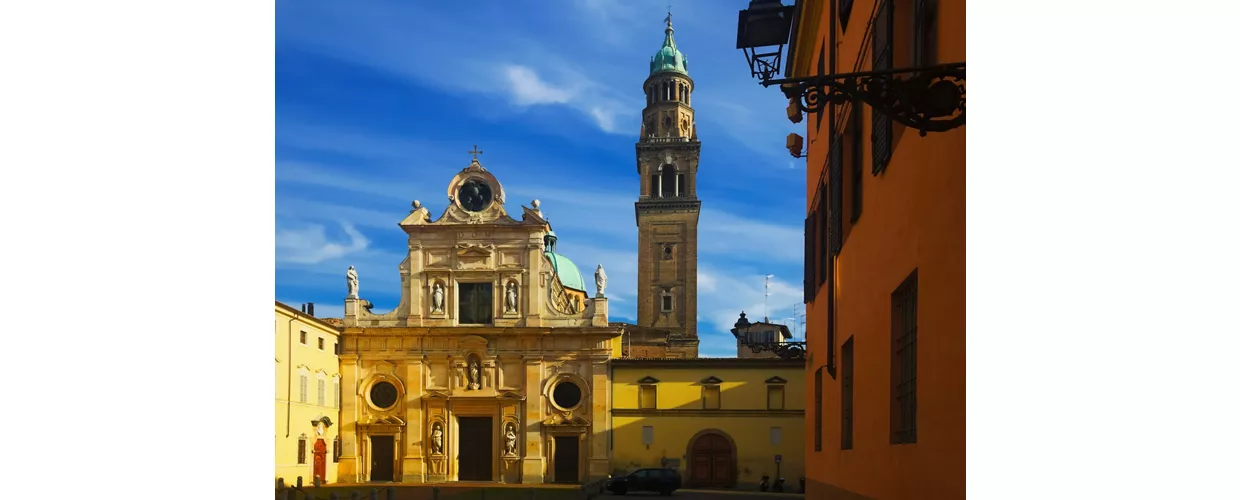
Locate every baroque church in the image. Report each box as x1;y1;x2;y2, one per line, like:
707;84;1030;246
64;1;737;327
317;15;805;488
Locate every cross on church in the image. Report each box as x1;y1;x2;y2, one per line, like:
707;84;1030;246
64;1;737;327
468;145;483;160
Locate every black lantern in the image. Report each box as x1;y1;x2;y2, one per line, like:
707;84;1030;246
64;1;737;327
735;0;796;82
731;311;806;360
736;0;965;136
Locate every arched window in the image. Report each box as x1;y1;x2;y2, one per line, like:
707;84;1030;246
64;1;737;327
660;165;676;198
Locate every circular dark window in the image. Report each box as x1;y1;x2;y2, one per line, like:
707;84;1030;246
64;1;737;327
552;381;583;409
456;179;493;212
369;381;399;409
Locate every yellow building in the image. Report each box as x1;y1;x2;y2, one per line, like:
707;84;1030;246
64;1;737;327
611;358;805;490
276;301;342;486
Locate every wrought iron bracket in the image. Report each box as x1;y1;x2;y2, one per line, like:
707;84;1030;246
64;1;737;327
747;341;807;360
763;62;965;136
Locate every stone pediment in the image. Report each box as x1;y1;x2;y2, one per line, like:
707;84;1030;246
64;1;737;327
542;413;590;427
637;376;660;384
455;244;494;270
497;391;525;401
362;414;407;426
700;376;723;385
425;390;451;400
765;376;788;384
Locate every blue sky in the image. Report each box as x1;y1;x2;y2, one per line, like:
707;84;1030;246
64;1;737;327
275;0;806;357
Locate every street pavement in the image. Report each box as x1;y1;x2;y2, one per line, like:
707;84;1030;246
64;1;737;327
606;489;803;500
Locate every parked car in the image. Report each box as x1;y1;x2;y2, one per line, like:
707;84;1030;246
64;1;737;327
606;468;682;495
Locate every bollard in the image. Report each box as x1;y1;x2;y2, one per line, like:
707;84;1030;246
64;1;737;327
387;487;395;500
315;476;323;488
352;492;361;500
481;487;487;500
371;488;379;500
432;486;440;500
298;476;304;488
277;478;286;490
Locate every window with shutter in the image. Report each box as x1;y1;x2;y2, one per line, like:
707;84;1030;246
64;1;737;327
850;102;865;222
872;0;894;175
817;182;829;285
299;375;308;403
828;135;844;255
815;43;826;133
317;380;326;406
891;270;919;444
334;381;341;408
913;0;939;68
804;214;817;303
841;336;855;450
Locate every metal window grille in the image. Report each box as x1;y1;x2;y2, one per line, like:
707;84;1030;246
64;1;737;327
297;436;307;464
891;270;919;444
814;367;823;451
871;0;893;175
841;337;855;450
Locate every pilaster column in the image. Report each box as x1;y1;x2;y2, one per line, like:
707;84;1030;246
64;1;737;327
522;356;545;483
402;359;425;482
338;356;360;483
589;358;611;480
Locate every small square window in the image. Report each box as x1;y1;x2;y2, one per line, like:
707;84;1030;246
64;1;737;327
661;295;673;312
317;338;324;350
299;331;307;344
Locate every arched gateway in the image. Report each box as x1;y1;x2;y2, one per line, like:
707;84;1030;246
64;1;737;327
687;430;735;488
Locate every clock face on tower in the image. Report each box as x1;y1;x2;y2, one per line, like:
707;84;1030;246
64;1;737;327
457;179;493;212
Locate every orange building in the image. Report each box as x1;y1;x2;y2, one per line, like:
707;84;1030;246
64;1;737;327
738;1;965;499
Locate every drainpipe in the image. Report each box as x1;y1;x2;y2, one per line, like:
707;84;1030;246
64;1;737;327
287;311;298;438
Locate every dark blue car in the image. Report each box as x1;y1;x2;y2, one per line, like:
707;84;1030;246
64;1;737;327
606;468;682;495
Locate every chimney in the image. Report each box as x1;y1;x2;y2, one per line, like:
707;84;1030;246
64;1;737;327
301;304;306;313
307;302;315;317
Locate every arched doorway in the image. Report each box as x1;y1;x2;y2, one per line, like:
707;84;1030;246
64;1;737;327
688;432;734;488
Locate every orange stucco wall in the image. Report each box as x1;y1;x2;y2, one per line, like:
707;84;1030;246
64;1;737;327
795;1;964;499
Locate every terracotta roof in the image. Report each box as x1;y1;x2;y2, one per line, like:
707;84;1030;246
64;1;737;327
613;357;804;367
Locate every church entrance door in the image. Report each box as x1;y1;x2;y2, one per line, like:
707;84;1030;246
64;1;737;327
552;436;580;483
457;417;493;481
369;435;395;482
689;433;733;488
313;438;327;483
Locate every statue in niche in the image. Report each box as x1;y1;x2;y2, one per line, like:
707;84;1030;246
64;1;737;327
346;266;359;298
504;423;518;456
430;422;444;455
595;264;607;297
505;282;518;313
431;282;445;313
468;359;481;390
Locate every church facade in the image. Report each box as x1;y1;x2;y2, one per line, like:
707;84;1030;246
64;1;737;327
334;157;624;484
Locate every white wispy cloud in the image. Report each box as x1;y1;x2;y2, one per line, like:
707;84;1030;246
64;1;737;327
505;65;575;106
694;268;803;357
276;222;370;265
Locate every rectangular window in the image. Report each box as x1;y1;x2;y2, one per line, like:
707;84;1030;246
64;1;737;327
334;343;339;355
334;381;341;408
457;282;493;324
317;380;326;406
814;367;823;451
317;337;324;350
803;213;817;303
841;336;855;450
641;426;654;446
891;270;919;444
871;0;894;174
767;385;786;410
333;436;341;463
297;437;307;464
639;385;658;409
770;427;783;446
676;174;685;197
849;102;864;223
299;375;308;403
661;295;673;312
913;0;939;68
817;182;829;282
702;385;721;410
651;175;660;197
299;331;307;344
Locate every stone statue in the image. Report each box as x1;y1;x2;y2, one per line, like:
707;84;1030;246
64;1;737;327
431;282;445;313
468;359;480;389
505;282;518;313
594;264;607;297
430;423;443;454
346;266;359;298
504;423;518;455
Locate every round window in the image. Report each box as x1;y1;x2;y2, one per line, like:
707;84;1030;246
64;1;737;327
552;381;583;410
369;381;399;409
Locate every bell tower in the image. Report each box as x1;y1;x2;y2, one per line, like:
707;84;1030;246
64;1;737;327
635;12;700;358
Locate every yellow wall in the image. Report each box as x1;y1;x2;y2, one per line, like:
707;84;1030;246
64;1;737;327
275;302;342;486
611;361;805;489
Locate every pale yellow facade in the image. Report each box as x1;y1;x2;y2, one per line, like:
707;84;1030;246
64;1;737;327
612;359;805;489
275;302;342;486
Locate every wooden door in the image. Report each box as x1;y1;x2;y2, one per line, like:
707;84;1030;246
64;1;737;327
313;439;327;483
553;436;579;483
689;434;732;488
457;417;493;481
369;435;395;482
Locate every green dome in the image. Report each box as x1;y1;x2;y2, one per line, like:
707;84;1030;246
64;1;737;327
650;15;688;76
544;251;587;293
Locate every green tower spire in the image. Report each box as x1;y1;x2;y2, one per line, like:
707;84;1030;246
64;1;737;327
649;11;689;76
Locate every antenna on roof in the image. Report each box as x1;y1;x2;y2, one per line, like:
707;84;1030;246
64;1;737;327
764;275;774;322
